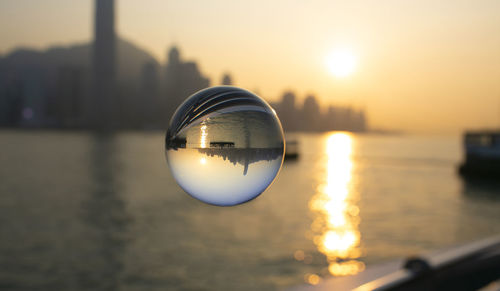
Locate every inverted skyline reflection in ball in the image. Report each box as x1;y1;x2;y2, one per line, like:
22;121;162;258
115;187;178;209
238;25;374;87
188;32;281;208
165;86;285;206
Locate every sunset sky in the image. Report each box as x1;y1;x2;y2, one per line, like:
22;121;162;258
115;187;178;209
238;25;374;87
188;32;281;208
1;0;500;133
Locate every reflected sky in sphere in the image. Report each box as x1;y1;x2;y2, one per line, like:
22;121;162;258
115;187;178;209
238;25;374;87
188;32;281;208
165;86;285;206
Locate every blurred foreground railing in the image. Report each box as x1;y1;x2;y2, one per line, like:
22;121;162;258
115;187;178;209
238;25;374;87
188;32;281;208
289;235;500;291
354;235;500;291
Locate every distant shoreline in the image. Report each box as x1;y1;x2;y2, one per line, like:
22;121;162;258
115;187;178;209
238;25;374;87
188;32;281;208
0;126;407;135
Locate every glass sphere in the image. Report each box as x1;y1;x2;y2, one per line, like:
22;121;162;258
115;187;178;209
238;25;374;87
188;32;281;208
165;86;285;206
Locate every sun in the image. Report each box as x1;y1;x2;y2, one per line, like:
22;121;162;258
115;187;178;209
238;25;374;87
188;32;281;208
326;49;357;78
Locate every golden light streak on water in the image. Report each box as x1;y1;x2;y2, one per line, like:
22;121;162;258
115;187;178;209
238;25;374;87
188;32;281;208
308;132;365;277
200;124;208;148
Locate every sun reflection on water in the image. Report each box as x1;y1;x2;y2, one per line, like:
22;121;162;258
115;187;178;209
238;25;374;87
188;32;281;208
200;123;208;148
309;132;365;277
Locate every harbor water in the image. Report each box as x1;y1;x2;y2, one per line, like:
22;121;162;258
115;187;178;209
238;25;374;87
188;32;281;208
1;130;499;290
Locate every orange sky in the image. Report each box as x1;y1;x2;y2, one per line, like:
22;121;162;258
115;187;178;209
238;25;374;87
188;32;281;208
1;0;500;133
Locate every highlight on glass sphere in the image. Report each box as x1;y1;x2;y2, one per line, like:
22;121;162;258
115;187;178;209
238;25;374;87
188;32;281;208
165;86;285;206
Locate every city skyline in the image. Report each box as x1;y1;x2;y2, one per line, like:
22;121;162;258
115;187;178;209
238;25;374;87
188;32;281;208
0;0;366;132
1;0;500;133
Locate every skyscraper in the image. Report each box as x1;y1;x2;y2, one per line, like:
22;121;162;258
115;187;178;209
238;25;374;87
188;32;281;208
91;0;116;129
221;73;233;86
163;46;210;124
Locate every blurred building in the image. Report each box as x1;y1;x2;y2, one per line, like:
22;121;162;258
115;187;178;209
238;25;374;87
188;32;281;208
221;73;233;86
275;91;299;131
91;0;116;129
18;67;48;128
0;77;23;127
140;61;160;128
163;46;210;124
301;95;321;131
0;1;367;132
54;66;87;128
274;91;368;132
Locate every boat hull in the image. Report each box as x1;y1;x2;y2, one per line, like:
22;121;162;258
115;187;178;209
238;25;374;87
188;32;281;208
459;131;500;179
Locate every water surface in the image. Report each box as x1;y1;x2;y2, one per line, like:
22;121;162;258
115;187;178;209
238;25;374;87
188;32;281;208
0;130;499;290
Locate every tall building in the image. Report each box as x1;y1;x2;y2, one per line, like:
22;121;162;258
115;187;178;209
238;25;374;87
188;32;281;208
163;46;210;124
277;91;299;131
91;0;116;129
140;61;160;127
301;95;321;131
19;68;47;128
221;73;233;86
55;66;86;128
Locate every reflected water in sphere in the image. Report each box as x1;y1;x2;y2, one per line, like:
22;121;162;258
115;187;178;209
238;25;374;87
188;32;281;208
165;86;285;206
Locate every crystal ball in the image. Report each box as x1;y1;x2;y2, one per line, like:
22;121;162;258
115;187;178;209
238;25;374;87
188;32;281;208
165;86;285;206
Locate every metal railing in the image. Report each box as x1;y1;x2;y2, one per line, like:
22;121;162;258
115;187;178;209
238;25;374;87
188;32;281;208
354;235;500;291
